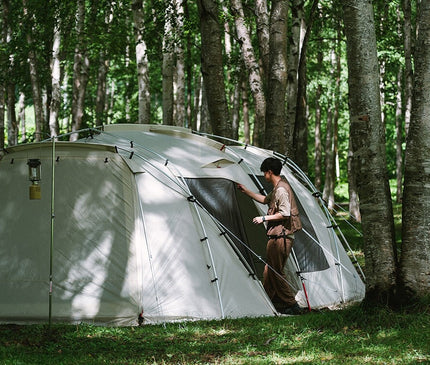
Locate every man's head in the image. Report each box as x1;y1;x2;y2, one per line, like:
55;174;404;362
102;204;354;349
260;157;282;176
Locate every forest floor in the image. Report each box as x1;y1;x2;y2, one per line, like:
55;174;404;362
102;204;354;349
1;304;429;364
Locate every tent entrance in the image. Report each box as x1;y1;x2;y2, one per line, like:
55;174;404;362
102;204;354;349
248;175;330;273
185;178;267;280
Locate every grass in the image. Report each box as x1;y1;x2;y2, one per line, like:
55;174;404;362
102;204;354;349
0;305;429;364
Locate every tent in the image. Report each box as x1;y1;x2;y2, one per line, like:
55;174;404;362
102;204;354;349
0;124;365;325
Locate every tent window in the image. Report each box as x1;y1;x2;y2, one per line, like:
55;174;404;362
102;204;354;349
185;178;267;279
249;175;330;273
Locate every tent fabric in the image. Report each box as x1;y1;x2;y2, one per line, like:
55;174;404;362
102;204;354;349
0;124;365;325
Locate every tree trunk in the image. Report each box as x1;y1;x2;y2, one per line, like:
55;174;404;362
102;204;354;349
197;0;231;138
199;79;212;134
174;0;186;127
0;85;4;150
193;73;202;131
400;0;430;300
242;74;250;144
347;134;361;222
323;40;341;210
395;68;403;204
231;0;266;146
292;0;318;172
343;0;397;304
323;72;335;210
95;52;109;127
70;0;90;141
162;1;174;126
231;79;240;141
402;0;413;136
184;0;194;129
264;0;288;153
7;82;17;146
254;0;269;88
96;4;113;127
23;0;44;142
314;51;323;191
49;14;61;138
18;92;26;143
132;0;151;125
285;0;303;158
0;0;6;149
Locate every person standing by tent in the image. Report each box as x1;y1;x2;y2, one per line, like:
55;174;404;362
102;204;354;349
237;157;303;315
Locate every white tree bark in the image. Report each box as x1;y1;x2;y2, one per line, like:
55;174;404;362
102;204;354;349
132;0;151;124
49;14;61;138
343;0;397;303
70;0;90;141
400;0;430;299
231;0;266;145
174;0;186;127
162;0;174;126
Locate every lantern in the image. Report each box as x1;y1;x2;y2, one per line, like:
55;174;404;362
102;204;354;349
27;159;41;200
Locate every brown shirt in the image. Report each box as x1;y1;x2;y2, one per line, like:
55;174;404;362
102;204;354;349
264;178;302;236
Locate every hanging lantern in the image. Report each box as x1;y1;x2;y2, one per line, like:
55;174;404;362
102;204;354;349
27;159;41;200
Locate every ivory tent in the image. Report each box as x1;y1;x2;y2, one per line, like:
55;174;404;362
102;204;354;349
0;124;365;325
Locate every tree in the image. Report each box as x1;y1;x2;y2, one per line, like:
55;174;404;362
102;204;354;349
292;0;319;172
231;0;266;146
264;0;288;153
22;0;44;142
285;0;304;158
342;0;397;304
49;4;61;138
70;0;90;141
162;0;174;126
197;0;231;138
400;0;430;301
132;0;151;125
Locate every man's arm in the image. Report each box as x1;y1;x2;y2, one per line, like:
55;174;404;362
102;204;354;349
237;183;266;204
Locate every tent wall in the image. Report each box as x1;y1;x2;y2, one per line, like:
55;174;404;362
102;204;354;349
0;144;142;325
135;173;275;323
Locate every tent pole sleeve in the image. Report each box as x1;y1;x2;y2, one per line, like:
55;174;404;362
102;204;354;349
49;139;56;328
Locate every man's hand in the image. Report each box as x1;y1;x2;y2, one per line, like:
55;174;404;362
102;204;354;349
237;183;246;193
253;216;265;224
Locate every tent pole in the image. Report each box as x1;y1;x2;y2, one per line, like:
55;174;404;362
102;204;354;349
48;139;56;328
291;248;311;312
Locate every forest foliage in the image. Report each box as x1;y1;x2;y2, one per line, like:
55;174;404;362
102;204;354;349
0;0;410;183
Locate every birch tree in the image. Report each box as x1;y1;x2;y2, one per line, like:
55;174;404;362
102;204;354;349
197;0;231;138
231;0;266;146
49;6;61;138
343;0;397;304
22;0;44;142
174;0;186;127
162;1;174;126
95;2;114;127
400;0;430;301
132;0;151;124
286;0;304;158
70;0;90;141
263;0;288;152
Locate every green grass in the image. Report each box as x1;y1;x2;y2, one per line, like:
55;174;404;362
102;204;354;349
0;305;429;364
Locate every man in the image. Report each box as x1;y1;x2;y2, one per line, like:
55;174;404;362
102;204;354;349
237;157;303;315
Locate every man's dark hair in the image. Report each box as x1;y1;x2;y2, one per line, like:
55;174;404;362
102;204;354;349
260;157;282;175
